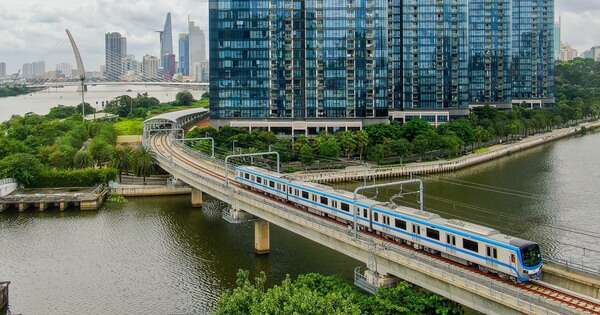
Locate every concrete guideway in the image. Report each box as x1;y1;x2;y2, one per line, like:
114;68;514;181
147;133;600;315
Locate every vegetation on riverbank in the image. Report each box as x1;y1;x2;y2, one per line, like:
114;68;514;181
186;59;600;169
0;85;30;98
215;271;463;315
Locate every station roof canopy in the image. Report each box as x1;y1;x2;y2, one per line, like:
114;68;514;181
144;108;208;125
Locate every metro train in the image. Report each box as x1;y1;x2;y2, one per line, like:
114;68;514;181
235;166;543;283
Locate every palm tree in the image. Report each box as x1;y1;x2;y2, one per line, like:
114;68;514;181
112;147;133;182
133;147;154;185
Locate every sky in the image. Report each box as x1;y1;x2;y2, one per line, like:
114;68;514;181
0;0;597;74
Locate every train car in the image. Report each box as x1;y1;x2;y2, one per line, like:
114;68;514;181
234;166;543;283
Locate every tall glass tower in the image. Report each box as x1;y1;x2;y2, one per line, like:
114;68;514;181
512;0;555;104
401;0;470;119
209;0;396;120
469;0;512;107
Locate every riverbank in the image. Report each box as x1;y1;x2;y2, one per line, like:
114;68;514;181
296;119;600;183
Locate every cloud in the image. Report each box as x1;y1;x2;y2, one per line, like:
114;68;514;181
0;0;209;73
0;0;595;73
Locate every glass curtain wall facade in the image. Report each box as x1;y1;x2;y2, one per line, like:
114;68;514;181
512;0;555;102
210;0;395;120
209;0;271;118
469;0;512;106
402;0;470;112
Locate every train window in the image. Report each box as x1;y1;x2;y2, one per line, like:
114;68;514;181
412;225;421;235
394;219;407;230
426;228;440;240
312;195;317;202
244;173;250;180
289;187;293;193
282;185;286;192
463;239;479;252
373;212;379;222
302;191;309;199
332;200;338;208
510;254;516;263
269;181;275;188
363;209;368;218
320;196;328;205
257;177;262;184
446;234;456;246
295;189;299;196
276;184;281;190
341;203;350;212
486;247;498;259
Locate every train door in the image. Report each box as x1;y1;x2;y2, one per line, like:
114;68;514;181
446;234;457;255
412;224;421;244
486;246;498;268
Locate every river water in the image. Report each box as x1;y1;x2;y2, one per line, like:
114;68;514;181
1;92;600;313
0;85;204;122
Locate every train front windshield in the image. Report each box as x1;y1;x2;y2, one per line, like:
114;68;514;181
521;244;542;267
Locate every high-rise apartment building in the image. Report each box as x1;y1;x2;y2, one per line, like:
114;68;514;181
32;61;46;78
554;18;561;61
105;32;127;81
512;0;555;106
179;34;190;76
559;44;578;62
210;0;555;128
189;20;207;82
56;63;73;77
468;0;512;108
400;0;470;123
143;55;160;81
159;13;176;79
22;63;33;80
0;62;6;77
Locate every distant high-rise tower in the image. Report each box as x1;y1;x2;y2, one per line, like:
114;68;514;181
105;32;127;81
178;33;190;76
143;55;160;81
159;13;175;79
32;61;46;78
554;17;561;61
0;62;6;77
512;0;555;106
189;20;207;82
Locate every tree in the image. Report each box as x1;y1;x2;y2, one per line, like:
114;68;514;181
113;147;133;182
48;144;77;169
133;147;154;184
354;130;369;160
89;139;115;166
317;135;341;159
440;134;464;157
390;138;411;161
367;144;386;164
176;91;195;106
337;131;357;159
402;119;434;141
0;153;44;187
73;150;93;168
299;144;315;166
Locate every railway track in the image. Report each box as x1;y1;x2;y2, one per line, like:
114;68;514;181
151;134;600;314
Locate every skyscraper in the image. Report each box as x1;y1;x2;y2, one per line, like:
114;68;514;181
468;0;512;108
512;0;555;106
178;33;190;76
189;20;207;82
554;18;561;61
0;62;6;77
105;32;127;81
401;0;470;122
56;63;73;77
159;13;175;79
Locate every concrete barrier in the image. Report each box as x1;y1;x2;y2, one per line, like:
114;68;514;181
543;262;600;300
0;179;17;197
112;185;191;197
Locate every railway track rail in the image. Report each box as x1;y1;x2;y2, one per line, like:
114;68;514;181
151;134;600;314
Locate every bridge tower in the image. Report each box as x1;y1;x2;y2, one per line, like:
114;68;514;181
66;29;89;119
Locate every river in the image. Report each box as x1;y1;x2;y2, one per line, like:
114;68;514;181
1;131;600;314
0;85;204;122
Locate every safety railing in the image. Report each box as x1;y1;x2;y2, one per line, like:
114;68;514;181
0;178;16;186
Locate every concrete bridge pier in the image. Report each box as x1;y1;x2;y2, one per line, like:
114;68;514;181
191;189;203;208
0;204;6;212
355;267;399;294
59;202;67;211
254;220;270;255
18;203;28;212
38;202;47;212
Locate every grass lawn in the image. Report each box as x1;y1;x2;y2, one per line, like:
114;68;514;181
114;118;144;135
